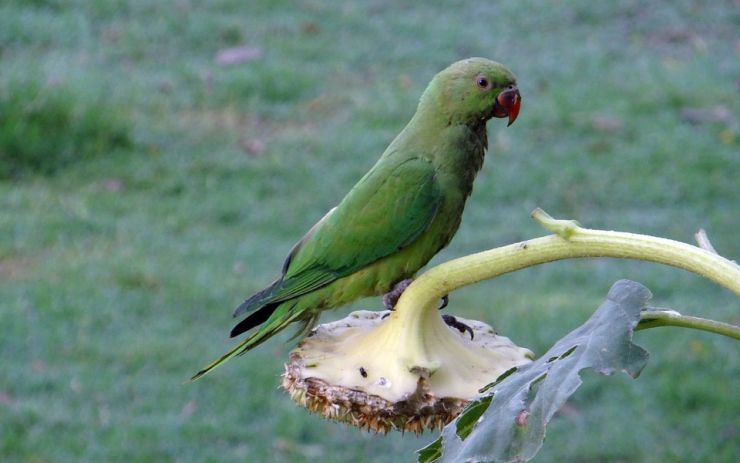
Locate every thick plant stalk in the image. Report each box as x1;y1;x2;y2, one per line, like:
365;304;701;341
393;208;740;325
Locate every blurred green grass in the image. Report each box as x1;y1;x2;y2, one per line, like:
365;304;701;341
0;77;132;178
0;1;737;462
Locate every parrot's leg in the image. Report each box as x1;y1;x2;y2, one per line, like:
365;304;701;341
442;314;474;340
381;282;467;339
382;278;415;311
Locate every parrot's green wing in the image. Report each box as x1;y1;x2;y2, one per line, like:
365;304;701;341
252;156;442;308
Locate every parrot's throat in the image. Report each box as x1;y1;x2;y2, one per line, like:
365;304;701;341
397;104;489;199
468;120;488;156
458;122;488;197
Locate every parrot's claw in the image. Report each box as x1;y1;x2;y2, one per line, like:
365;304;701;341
442;314;474;340
382;285;449;320
382;278;414;311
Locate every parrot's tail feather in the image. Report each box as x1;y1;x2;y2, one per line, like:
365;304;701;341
190;332;259;381
232;279;281;318
229;301;279;338
191;302;302;381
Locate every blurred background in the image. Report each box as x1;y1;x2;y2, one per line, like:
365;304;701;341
0;0;737;462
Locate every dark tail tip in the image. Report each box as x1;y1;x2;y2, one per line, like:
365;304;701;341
230;302;277;337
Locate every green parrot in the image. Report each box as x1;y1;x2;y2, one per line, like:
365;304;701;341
192;57;521;380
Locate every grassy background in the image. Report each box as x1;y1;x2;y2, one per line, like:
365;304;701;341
1;0;738;461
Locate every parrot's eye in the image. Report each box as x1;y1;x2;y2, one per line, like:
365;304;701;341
475;75;492;90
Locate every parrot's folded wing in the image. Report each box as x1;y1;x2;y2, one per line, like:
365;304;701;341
236;156;441;316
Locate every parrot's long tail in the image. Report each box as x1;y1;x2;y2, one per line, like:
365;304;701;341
190;301;300;381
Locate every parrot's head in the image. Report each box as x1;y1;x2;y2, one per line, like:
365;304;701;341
424;58;521;127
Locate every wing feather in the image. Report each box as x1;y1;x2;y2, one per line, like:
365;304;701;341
269;156;440;302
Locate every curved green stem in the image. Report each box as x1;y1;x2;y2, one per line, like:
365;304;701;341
394;209;740;324
637;310;740;340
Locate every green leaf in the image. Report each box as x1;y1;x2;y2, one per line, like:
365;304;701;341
417;437;443;463
455;396;493;440
418;279;651;463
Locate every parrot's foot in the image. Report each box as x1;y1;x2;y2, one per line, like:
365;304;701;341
382;278;414;311
442;314;474;340
383;283;450;320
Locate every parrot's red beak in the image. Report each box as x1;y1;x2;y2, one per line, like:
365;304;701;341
492;86;521;126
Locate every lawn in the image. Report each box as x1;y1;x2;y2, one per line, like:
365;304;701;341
0;1;738;462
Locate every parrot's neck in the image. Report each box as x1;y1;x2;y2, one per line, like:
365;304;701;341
390;111;488;199
405;109;487;167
